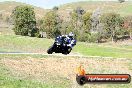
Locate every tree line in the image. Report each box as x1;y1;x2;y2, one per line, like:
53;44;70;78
11;5;132;43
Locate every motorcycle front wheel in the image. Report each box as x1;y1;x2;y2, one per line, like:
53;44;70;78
62;47;72;55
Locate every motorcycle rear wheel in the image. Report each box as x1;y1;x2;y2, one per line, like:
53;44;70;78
47;47;53;54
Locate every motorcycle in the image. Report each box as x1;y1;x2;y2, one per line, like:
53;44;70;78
47;36;73;55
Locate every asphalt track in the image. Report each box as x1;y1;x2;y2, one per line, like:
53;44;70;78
0;52;83;57
0;52;127;59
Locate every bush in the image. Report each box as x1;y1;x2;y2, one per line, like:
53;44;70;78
88;33;99;43
77;32;101;43
35;31;41;38
77;32;90;42
21;27;29;36
28;28;39;37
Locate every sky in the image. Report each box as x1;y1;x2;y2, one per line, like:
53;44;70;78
0;0;131;9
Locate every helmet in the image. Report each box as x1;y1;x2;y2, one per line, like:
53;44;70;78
68;32;74;38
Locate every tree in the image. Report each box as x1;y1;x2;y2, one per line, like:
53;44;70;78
0;13;3;21
70;11;78;30
70;7;85;29
91;8;105;42
75;7;85;16
118;0;125;3
12;5;37;36
82;12;92;32
100;13;123;42
91;8;102;32
53;6;59;11
69;7;85;41
123;16;132;39
43;11;62;38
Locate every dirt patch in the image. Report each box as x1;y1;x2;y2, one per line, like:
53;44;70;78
1;56;132;87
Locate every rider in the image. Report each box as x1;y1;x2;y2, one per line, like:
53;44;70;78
56;34;66;45
56;32;76;47
67;32;76;48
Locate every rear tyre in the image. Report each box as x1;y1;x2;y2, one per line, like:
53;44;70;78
47;47;53;54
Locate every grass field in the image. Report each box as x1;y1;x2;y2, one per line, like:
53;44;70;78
0;34;132;58
0;26;131;88
0;35;53;53
0;54;132;88
73;42;132;58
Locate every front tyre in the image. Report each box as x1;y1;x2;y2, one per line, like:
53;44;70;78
62;47;72;55
67;48;72;54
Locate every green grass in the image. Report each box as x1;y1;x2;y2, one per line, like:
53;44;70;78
73;42;132;58
118;4;132;16
0;35;53;53
0;35;132;58
0;69;70;88
118;45;132;50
